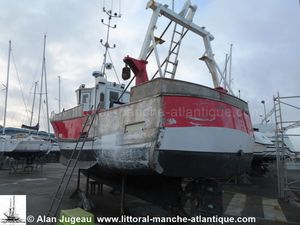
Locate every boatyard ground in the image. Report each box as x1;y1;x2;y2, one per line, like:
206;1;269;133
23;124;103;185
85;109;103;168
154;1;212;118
0;163;299;225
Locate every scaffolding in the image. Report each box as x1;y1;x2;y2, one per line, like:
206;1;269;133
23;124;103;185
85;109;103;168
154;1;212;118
274;93;300;199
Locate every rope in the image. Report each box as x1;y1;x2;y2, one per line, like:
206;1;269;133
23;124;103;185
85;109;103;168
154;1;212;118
107;49;121;84
11;50;29;120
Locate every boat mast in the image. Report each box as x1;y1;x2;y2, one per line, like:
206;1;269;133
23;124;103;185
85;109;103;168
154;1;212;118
223;53;228;90
12;195;15;216
9;198;12;216
58;76;61;112
100;6;121;77
44;38;50;135
30;81;38;126
37;34;50;135
228;44;233;89
37;36;45;129
2;40;12;135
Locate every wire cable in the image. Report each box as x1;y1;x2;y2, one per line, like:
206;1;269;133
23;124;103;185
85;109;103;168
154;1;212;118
107;49;121;84
11;50;29;120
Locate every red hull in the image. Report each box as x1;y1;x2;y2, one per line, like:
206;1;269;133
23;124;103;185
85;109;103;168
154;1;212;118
162;96;253;134
51;96;253;140
51;116;86;139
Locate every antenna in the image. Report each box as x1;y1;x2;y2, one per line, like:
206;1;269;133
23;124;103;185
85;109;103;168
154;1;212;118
99;1;121;78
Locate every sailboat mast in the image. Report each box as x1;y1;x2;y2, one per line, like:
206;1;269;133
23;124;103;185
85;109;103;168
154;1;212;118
58;76;61;112
12;195;15;216
37;34;50;136
30;81;38;126
43;37;50;136
37;35;46;128
9;198;12;216
2;40;12;135
229;44;233;89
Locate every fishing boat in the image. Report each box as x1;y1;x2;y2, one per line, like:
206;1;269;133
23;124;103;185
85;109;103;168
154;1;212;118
50;0;254;214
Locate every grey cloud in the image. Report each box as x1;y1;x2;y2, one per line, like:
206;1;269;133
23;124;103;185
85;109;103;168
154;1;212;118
0;0;299;132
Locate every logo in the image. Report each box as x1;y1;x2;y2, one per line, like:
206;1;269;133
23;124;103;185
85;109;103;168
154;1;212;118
0;195;26;224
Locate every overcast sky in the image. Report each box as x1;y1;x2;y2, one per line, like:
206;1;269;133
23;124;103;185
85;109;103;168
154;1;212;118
0;0;299;145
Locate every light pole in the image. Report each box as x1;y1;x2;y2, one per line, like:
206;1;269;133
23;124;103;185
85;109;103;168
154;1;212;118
261;100;267;124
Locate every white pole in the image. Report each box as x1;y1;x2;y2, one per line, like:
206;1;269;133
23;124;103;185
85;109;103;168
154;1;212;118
139;8;160;60
37;35;46;128
43;35;51;135
12;196;15;215
229;44;233;88
2;40;11;135
58;76;61;112
224;53;228;89
9;198;12;215
203;36;220;88
30;81;38;126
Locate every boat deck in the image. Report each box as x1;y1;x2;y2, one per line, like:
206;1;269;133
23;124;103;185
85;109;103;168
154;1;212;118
0;163;299;225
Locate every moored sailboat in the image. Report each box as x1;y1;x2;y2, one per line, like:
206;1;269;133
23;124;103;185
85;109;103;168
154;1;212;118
0;41;20;154
1;37;59;159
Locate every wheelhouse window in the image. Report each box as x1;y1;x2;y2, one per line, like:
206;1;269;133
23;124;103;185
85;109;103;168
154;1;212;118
100;93;105;102
82;94;89;104
81;93;90;111
110;91;119;102
100;93;105;109
109;91;119;108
